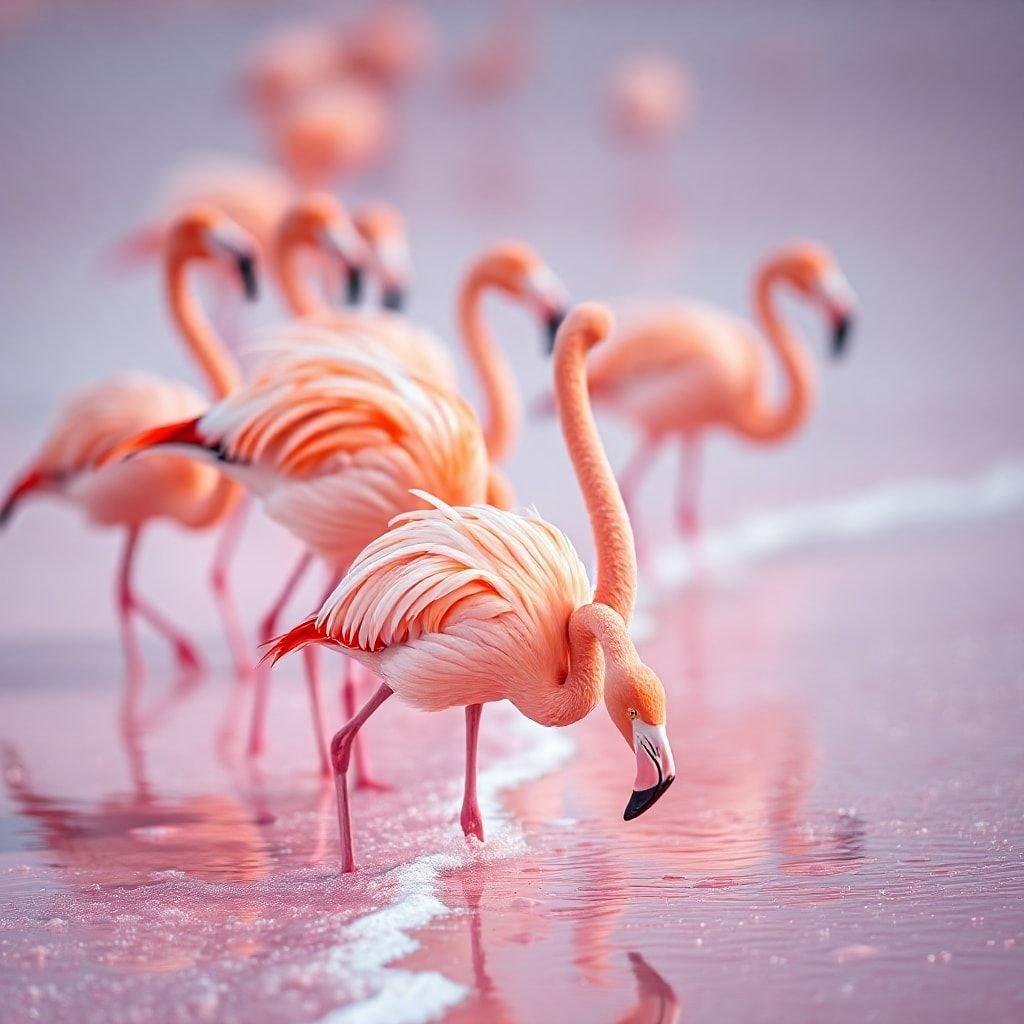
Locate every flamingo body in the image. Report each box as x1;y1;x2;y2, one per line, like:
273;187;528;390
20;373;223;529
280;493;591;718
587;303;766;440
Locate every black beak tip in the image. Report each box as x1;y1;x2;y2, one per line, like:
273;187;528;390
544;310;566;355
831;315;852;358
237;254;259;302
381;285;405;312
346;266;365;306
0;503;12;527
623;776;675;821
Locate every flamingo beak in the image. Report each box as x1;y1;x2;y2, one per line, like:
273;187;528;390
320;224;369;306
205;225;259;302
817;269;856;360
831;313;853;358
545;309;567;354
381;285;405;311
1;470;44;526
526;264;570;354
624;721;675;821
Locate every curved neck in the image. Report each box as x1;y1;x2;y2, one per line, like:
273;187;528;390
737;266;816;441
165;255;241;399
554;321;636;623
458;274;522;464
544;602;636;727
276;232;325;318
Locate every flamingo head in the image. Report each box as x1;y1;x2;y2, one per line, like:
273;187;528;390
604;656;676;821
354;202;411;311
168;206;260;301
278;194;369;305
468;242;570;353
773;242;857;358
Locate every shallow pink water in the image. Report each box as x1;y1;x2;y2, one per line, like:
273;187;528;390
1;1;1023;1021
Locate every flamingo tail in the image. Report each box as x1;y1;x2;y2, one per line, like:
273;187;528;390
0;469;44;527
261;616;330;666
102;417;208;467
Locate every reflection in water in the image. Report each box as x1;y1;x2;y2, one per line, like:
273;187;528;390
619;952;680;1024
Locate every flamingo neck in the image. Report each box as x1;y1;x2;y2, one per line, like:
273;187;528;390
166;256;241;399
741;264;816;441
276;233;324;318
549;602;636;728
554;318;637;623
458;273;522;465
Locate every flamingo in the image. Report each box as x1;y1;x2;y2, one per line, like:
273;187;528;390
1;208;258;682
607;52;694;144
107;334;490;782
265;302;676;872
582;242;856;549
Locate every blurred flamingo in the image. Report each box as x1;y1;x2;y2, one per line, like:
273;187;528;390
583;242;856;550
2;209;257;682
107;334;490;783
272;80;394;188
265;303;676;872
607;52;694;144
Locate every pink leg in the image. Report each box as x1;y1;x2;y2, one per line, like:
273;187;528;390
304;646;331;778
130;592;203;673
331;683;394;873
618;438;659;567
248;549;314;758
116;527;145;686
460;704;485;841
341;661;390;791
210;497;253;679
675;436;702;539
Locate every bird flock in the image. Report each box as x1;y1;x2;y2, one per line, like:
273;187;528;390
2;7;855;874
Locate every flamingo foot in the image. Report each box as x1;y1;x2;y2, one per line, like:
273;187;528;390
173;638;204;674
354;773;391;793
460;801;485;843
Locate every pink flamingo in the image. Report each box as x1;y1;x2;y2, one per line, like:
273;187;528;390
108;334;490;784
266;302;676;872
607;52;694;144
584;242;856;548
353;201;412;310
2;208;257;681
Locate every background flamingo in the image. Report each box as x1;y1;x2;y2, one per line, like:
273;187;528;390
265;302;676;872
2;208;257;682
582;241;856;552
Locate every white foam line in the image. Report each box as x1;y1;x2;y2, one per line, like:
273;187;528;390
653;460;1024;591
314;717;574;1024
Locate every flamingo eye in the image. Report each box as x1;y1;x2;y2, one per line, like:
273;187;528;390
628;707;638;720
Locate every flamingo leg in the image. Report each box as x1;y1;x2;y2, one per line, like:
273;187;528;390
330;683;394;873
116;527;145;686
460;704;485;841
618;438;659;567
130;591;203;673
209;497;253;678
341;661;390;791
248;549;314;759
675;436;703;539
